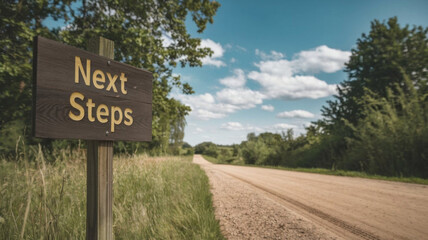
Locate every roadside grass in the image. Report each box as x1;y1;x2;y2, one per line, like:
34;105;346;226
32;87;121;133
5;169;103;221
203;155;428;185
0;148;224;239
202;155;224;164
202;155;243;165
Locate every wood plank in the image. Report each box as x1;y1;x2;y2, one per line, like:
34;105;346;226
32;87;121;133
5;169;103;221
33;36;152;141
34;87;152;141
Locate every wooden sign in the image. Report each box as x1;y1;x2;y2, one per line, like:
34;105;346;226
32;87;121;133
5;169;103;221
33;36;152;141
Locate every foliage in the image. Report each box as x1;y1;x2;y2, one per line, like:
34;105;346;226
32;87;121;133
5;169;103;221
194;142;217;156
322;17;428;127
240;132;280;165
0;0;220;155
0;0;69;132
201;154;224;164
345;73;428;177
0;149;224;239
182;142;192;149
195;142;241;163
184;147;194;156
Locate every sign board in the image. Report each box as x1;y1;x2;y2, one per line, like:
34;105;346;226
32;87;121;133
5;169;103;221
33;36;152;141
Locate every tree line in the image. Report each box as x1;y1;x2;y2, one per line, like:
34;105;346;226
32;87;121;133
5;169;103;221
0;0;220;157
196;17;428;178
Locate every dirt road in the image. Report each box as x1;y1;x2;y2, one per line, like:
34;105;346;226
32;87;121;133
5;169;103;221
193;155;428;240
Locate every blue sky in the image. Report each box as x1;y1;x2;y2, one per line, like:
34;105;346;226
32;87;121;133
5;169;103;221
172;0;428;146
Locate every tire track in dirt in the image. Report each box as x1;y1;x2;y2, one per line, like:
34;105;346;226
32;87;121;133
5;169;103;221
224;172;380;240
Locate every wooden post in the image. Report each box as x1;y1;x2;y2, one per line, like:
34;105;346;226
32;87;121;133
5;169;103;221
86;37;114;240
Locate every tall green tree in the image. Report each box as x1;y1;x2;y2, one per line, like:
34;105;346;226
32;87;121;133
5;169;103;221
169;99;188;153
322;17;428;127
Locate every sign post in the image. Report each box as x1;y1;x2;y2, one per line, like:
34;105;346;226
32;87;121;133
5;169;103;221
33;36;152;240
86;37;115;240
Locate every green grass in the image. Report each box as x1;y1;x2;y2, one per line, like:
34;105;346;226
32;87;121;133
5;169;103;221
203;155;428;185
202;155;224;164
0;149;224;239
202;155;243;165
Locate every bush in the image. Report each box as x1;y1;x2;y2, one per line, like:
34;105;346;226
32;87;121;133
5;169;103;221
204;145;218;158
346;77;428;177
241;138;272;165
185;148;195;156
194;142;219;158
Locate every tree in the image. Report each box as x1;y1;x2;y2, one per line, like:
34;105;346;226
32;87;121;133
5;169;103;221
182;142;192;149
322;17;428;127
194;141;218;157
0;0;75;154
0;0;71;132
0;0;220;154
240;132;278;165
169;99;189;154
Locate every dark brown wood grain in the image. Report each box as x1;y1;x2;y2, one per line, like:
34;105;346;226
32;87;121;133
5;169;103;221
87;140;114;240
33;36;152;141
86;36;115;240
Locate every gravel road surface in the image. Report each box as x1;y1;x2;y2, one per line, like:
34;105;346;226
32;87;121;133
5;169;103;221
193;155;428;240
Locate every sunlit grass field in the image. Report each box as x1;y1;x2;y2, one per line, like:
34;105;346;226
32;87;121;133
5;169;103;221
0;148;223;239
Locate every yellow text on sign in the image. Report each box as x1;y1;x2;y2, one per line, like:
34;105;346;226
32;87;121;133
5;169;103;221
74;56;128;94
69;56;134;133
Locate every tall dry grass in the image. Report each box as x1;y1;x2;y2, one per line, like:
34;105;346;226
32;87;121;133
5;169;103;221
0;146;223;239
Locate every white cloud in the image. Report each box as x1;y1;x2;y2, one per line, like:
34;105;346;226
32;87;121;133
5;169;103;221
292;45;351;73
200;39;226;67
221;122;265;132
202;58;226;68
175;87;264;120
261;105;274;112
201;39;224;58
248;45;350;100
175;93;231;120
255;49;285;61
219;69;246;88
221;122;245;131
214;69;265;111
248;126;265;132
196;109;226;120
276;110;315;119
230;57;236;63
195;127;204;133
216;88;264;109
249;72;337;100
